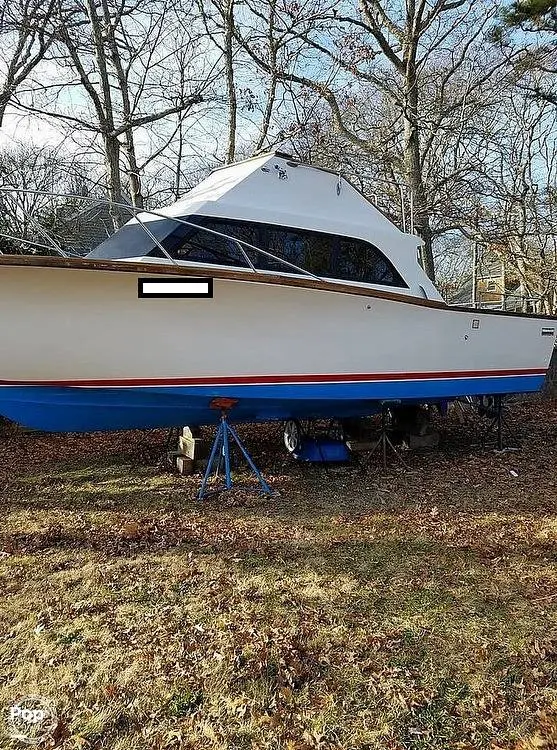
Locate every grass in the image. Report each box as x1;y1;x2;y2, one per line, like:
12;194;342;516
1;402;557;748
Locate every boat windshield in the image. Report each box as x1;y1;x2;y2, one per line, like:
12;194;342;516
87;215;408;288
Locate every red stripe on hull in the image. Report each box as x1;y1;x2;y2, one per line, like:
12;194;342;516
0;368;547;387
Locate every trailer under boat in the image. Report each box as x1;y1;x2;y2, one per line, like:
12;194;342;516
0;152;555;433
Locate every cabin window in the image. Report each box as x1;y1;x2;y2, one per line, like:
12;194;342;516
335;237;403;286
269;229;306;267
146;216;407;287
265;228;332;275
254;224;405;285
153;219;251;268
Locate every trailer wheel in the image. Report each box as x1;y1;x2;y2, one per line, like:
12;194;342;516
283;419;303;454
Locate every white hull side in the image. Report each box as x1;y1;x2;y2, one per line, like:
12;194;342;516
0;264;553;382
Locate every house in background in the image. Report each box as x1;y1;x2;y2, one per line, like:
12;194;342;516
54;200;128;256
448;246;537;312
0;197;121;257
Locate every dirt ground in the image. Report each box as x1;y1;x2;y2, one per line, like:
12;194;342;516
1;400;557;749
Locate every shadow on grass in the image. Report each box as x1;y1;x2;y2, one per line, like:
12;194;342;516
2;399;557;572
3;513;557;591
5;438;557;521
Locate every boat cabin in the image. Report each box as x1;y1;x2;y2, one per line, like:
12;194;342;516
87;152;442;301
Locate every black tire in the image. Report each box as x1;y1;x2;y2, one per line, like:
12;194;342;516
283;419;303;454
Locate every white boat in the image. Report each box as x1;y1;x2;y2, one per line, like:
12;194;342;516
0;151;554;432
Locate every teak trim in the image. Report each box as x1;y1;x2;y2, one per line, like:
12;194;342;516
1;254;555;320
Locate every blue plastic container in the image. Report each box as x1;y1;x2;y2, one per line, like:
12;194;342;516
293;438;350;463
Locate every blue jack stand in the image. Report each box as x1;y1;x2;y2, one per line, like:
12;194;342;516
197;400;272;501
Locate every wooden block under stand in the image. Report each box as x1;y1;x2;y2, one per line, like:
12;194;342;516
182;425;202;439
175;426;210;474
176;456;194;476
178;435;209;460
178;435;195;458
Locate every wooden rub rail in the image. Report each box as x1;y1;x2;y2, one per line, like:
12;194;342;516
1;253;556;320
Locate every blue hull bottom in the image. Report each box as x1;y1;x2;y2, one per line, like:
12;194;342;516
0;375;545;432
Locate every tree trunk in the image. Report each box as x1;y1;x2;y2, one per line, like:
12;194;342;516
124;132;144;210
403;58;435;281
86;0;124;222
224;0;236;164
99;0;144;209
255;0;277;152
175;115;184;200
103;132;124;228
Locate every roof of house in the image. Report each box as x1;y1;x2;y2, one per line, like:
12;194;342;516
56;202;115;255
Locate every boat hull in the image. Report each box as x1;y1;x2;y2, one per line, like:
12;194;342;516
0;260;553;431
0;374;547;432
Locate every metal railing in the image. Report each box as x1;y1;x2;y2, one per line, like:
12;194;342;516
0;188;323;281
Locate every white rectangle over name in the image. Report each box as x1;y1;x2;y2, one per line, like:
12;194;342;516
142;281;210;296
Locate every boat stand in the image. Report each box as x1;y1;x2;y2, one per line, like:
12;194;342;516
367;403;407;469
197;402;272;501
481;395;520;451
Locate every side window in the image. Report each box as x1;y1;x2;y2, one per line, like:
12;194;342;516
268;228;307;269
258;227;333;275
305;232;333;276
164;218;251;268
245;227;308;274
163;222;197;255
335;237;406;286
220;220;259;250
146;216;406;288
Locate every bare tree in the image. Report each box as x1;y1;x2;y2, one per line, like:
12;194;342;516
0;0;57;126
196;0;238;163
233;0;520;281
11;0;211;220
425;86;557;313
477;96;557;312
0;144;101;254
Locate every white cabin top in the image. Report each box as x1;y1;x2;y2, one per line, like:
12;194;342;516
88;152;442;301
